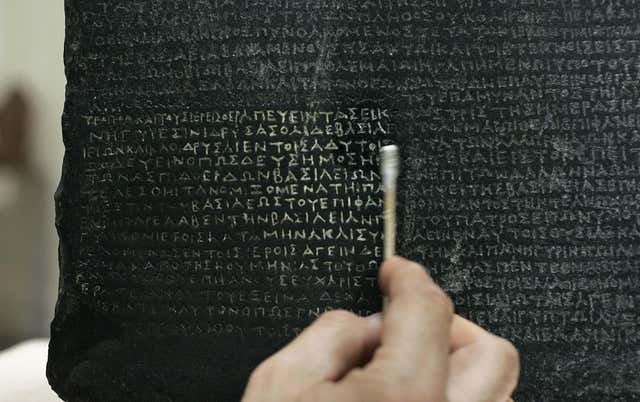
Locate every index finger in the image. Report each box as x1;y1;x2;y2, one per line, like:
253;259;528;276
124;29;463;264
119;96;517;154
371;257;454;384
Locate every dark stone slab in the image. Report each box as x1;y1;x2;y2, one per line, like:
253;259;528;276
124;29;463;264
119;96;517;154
48;1;640;401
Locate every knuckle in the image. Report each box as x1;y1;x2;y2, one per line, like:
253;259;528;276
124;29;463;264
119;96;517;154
382;255;406;270
248;356;305;401
492;336;521;388
374;370;446;402
380;387;444;402
299;383;335;402
341;367;371;387
410;382;445;402
253;357;278;377
391;259;430;283
252;352;294;379
380;255;403;269
496;337;520;370
420;284;454;319
247;359;274;388
408;260;429;275
317;309;358;326
403;261;431;280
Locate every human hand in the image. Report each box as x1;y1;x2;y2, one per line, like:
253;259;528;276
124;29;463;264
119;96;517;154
242;256;520;402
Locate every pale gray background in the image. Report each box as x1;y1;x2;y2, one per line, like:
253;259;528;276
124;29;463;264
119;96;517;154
0;1;64;347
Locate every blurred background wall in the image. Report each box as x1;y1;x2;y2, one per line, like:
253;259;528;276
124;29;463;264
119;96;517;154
0;1;65;348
